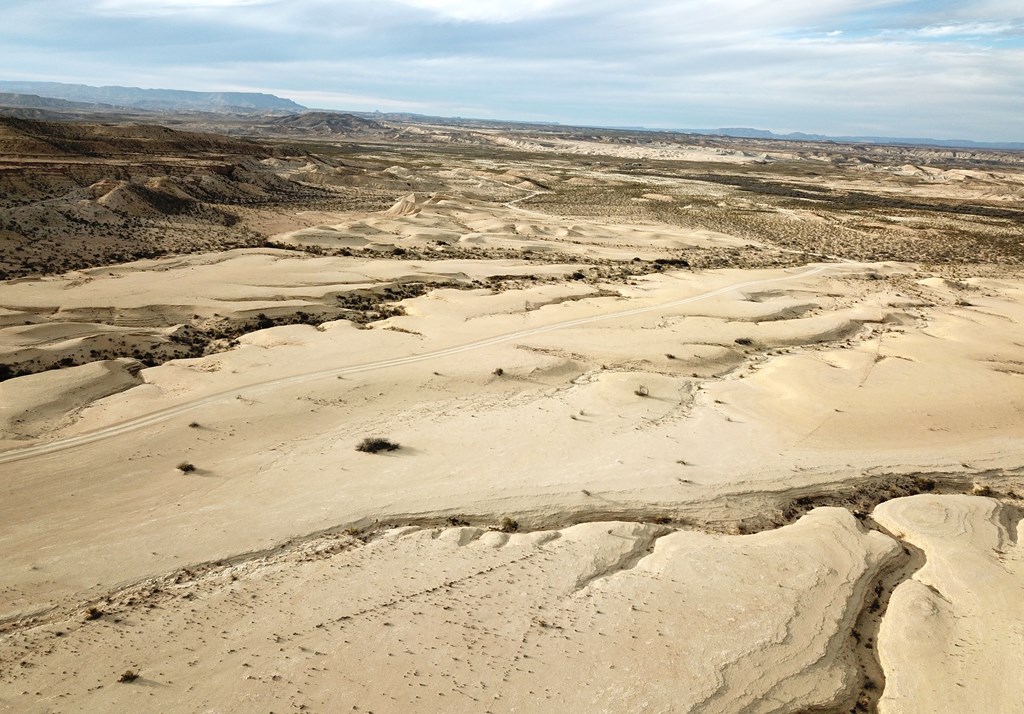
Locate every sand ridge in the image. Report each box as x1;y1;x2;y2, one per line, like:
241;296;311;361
1;248;1020;619
0;509;899;713
874;495;1024;712
2;121;1024;712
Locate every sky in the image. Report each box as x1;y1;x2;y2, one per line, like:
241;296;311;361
1;0;1022;141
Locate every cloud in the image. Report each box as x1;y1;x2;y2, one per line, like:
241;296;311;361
914;21;1018;37
392;0;578;23
94;0;279;13
0;0;1021;140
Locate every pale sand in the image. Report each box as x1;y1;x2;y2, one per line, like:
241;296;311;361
1;196;1023;712
482;134;794;163
0;510;900;713
0;194;758;375
874;495;1024;713
0;358;142;438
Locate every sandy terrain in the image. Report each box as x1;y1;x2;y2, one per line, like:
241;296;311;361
874;495;1024;712
1;118;1023;713
0;512;900;713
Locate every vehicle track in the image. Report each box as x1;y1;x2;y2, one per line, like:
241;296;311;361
0;264;829;465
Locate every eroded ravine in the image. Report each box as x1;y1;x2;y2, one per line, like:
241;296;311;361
2;481;1020;713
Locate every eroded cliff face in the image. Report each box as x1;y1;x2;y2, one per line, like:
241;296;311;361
875;495;1024;714
1;494;1019;713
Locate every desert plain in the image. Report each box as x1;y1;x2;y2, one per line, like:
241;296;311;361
0;111;1023;713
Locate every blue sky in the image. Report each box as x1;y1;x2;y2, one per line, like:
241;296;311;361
2;0;1022;140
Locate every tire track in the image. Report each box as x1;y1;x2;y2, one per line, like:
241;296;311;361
0;264;829;465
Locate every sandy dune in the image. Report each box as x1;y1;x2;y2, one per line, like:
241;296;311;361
2;132;1024;712
0;509;903;713
0;193;773;379
483;134;793;164
875;495;1024;713
1;248;1021;608
4;495;1018;713
0;358;141;438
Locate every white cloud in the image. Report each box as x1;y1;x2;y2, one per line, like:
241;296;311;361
93;0;278;15
1;0;1022;140
914;22;1016;37
264;87;434;112
392;0;578;23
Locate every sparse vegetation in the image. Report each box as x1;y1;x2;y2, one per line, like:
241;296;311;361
356;437;400;453
497;517;520;533
3;103;1024;714
5;119;1021;386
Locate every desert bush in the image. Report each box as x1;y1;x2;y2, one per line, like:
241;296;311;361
177;462;196;473
356;437;400;454
118;670;139;683
498;517;519;533
634;385;650;397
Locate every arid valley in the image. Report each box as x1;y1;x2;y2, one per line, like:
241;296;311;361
1;108;1023;713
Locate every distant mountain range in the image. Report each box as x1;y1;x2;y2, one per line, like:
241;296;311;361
691;127;1024;151
0;92;118;112
0;81;305;113
340;113;1024;151
0;80;1019;150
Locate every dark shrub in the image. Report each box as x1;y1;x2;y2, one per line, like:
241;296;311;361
356;437;400;454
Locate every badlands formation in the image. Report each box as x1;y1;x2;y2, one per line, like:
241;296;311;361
0;115;1023;713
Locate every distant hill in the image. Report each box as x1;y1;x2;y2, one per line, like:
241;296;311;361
0;116;265;157
347;110;562;130
270;111;386;134
0;92;118;112
0;81;305;114
696;127;1024;151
